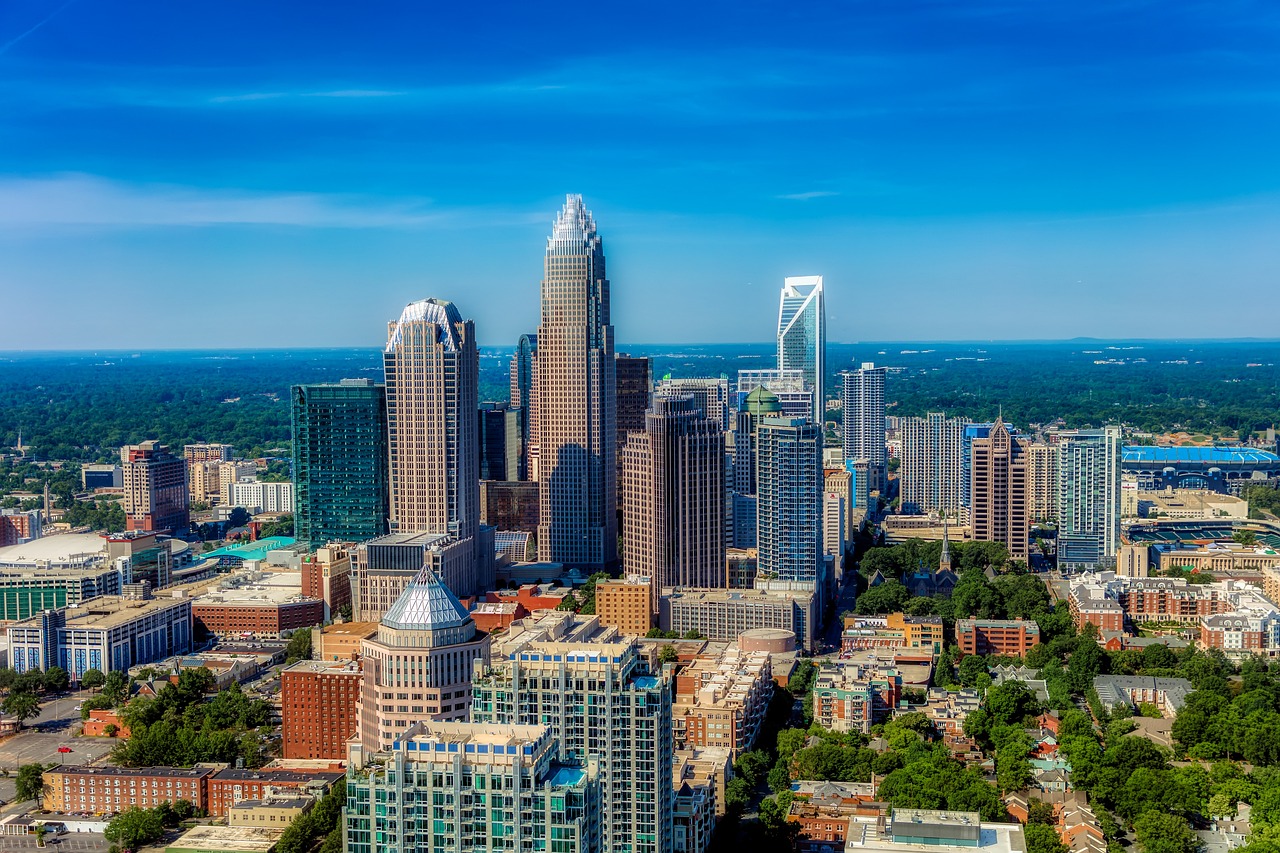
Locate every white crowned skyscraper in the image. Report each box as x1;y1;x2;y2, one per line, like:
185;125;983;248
777;275;826;423
536;195;617;570
383;299;479;591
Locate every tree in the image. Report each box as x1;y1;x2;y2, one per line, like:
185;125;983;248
285;629;313;664
104;807;166;851
854;579;911;615
80;668;106;691
2;691;41;728
42;666;69;694
1233;530;1258;547
15;763;47;802
1026;823;1068;853
227;506;250;528
658;645;678;665
102;670;130;704
1134;811;1198;853
681;629;706;640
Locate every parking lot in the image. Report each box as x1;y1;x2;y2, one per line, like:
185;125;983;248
4;832;112;851
0;693;118;774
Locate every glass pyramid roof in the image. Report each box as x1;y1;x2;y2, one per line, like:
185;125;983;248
382;566;472;632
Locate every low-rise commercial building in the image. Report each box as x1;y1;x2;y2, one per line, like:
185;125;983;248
841;613;944;656
956;619;1041;657
673;645;772;759
191;569;324;640
311;621;378;662
845;808;1026;853
206;767;343;817
281;659;363;761
227;795;314;828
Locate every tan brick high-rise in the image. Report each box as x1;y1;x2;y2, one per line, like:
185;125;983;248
970;418;1030;560
622;394;725;610
536;195;617;570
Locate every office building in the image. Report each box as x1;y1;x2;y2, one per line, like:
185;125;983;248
383;298;480;597
291;378;389;547
354;566;491;755
478;402;521;481
596;576;654;635
1116;543;1150;578
840;364;887;490
899;413;965;518
756;417;823;586
956;619;1041;657
660;587;818;652
82;464;122;490
479;479;539;533
970;419;1030;561
0;508;41;547
183;443;233;464
536;195;617;571
1057;427;1122;570
218;461;259;504
0;563;124;621
345;722;601;853
350;529;485;621
776;275;826;423
227;479;295;514
471;614;673;853
300;543;352;621
281;658;362;760
121;441;189;533
616;352;652;466
103;530;173;589
510;332;538;480
824;490;847;563
312;621;378;662
655;377;731;429
7;592;192;678
735;368;814;421
622;394;725;608
725;386;783;549
1027;441;1058;524
184;444;232;505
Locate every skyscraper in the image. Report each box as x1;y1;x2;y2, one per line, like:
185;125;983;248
726;386;783;549
654;376;731;429
1056;426;1122;571
970;419;1030;561
615;354;651;511
621;394;724;608
756;417;824;585
899;413;965;518
291;378;389;546
735;368;813;421
384;298;478;539
776;275;825;423
510;332;538;480
840;363;888;490
536;195;617;570
478;402;520;481
120;441;189;533
1026;441;1058;524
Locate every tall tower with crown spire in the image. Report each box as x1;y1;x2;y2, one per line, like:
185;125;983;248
939;513;952;572
536;195;617;569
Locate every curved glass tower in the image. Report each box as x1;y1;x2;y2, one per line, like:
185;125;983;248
776;275;825;423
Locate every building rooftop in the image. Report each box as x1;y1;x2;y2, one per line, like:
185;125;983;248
10;593;190;631
1122;446;1280;465
167;824;285;853
320;621;380;638
52;764;214;778
203;536;298;561
382;567;472;631
192;570;316;609
211;768;344;784
282;658;363;676
0;533;106;568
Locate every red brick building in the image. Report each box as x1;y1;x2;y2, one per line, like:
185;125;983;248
206;768;344;816
956;619;1041;657
300;544;353;620
281;659;363;760
484;583;570;612
42;765;214;815
192;594;325;640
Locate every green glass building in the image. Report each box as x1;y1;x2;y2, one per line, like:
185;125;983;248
291;379;389;547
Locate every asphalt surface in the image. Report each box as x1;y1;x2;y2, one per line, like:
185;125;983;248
0;692;118;773
5;833;112;851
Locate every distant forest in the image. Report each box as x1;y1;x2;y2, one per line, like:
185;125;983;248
1;340;1276;464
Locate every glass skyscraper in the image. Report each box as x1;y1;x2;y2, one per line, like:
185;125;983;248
536;195;617;570
1056;426;1122;571
756;417;823;585
291;378;389;546
776;275;825;423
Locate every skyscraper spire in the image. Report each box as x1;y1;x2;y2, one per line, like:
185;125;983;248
777;276;825;423
939;512;952;572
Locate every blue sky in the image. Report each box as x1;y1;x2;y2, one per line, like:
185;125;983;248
2;0;1279;348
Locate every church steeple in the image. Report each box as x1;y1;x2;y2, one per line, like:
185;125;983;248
939;513;952;572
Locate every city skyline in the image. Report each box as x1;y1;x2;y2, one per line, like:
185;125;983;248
4;2;1280;347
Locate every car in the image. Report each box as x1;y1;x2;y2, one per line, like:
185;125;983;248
57;746;73;753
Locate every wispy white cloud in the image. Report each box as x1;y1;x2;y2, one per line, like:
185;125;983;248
0;0;78;57
0;173;453;228
209;92;287;103
303;89;404;98
778;191;840;201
